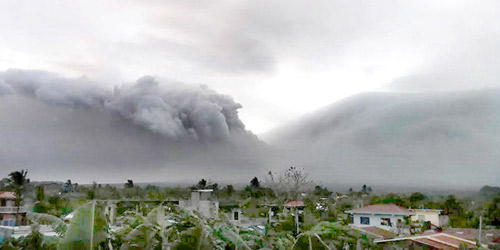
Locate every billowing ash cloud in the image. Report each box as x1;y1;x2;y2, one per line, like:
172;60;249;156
0;69;273;183
0;69;247;142
266;89;500;189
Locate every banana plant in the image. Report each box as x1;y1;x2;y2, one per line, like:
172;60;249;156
26;212;67;237
57;201;108;249
289;222;368;250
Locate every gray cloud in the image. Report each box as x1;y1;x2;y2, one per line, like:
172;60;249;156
0;69;273;183
387;39;500;92
3;0;500;132
0;69;249;142
266;89;500;189
0;70;108;108
1;69;498;189
0;80;14;96
2;1;500;187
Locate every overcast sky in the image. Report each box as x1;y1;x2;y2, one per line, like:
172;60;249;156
2;0;500;134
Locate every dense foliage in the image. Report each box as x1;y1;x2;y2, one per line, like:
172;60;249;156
0;170;499;249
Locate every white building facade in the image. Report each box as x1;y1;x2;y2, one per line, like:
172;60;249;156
409;209;448;227
346;204;413;231
179;189;219;218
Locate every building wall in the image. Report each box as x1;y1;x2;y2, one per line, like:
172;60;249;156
227;208;242;225
0;199;20;226
410;210;444;226
182;191;219;218
191;192;200;205
351;213;406;231
439;215;449;227
197;200;218;218
1;214;17;226
0;199;15;207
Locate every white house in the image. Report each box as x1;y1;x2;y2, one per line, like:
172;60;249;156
0;191;28;226
346;204;413;231
179;189;219;218
409;209;449;227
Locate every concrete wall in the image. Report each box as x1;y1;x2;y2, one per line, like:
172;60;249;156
410;210;447;227
191;192;200;205
351;213;406;231
227;208;242;225
182;191;219;218
0;200;15;207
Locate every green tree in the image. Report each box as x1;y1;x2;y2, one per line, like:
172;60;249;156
247;177;263;198
8;169;29;225
250;177;260;190
223;185;234;198
485;197;500;227
362;185;367;194
34;185;48;213
125;179;134;188
409;192;425;207
314;185;331;197
36;185;45;202
62;180;73;193
444;195;466;227
192;179;207;190
208;182;218;191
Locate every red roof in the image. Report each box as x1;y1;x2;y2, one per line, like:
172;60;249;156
285;200;304;207
432;234;476;247
377;233;480;249
413;237;456;250
416;234;477;249
0;191;16;199
346;204;412;215
443;228;500;244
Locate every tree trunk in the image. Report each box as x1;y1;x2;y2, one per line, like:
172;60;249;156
15;193;21;226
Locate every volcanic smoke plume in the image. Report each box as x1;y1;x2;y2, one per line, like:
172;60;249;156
0;69;268;183
0;69;249;142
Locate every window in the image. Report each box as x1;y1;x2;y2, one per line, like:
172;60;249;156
381;218;391;226
233;211;239;221
2;219;15;226
360;216;370;225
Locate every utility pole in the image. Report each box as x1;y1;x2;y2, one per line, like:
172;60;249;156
90;200;96;250
295;208;299;235
478;215;482;247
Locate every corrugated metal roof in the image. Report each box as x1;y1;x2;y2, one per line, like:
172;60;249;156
413;237;456;250
346;204;412;215
376;233;482;249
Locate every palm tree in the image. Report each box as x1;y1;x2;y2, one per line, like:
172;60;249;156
8;169;29;225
